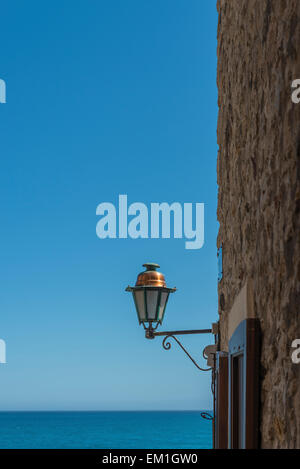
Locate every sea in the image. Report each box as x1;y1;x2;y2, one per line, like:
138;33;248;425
0;411;212;449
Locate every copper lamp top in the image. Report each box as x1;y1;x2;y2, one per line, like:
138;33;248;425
135;263;167;287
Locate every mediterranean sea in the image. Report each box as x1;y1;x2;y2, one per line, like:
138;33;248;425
0;411;212;449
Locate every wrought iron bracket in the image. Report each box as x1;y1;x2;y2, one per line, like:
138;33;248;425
160;334;212;371
145;326;218;424
146;328;215;372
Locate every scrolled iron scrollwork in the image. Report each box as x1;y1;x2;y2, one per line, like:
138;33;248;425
200;412;214;421
161;334;212;372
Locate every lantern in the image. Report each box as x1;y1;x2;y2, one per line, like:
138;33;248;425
126;263;176;337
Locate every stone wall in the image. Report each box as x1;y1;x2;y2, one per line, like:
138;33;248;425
216;0;300;448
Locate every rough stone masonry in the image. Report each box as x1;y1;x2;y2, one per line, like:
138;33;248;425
216;0;300;448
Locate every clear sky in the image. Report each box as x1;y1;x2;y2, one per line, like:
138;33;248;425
0;0;218;410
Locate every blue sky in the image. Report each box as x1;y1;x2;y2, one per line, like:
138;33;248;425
0;1;218;410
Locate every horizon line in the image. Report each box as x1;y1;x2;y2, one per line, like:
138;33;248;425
0;409;213;413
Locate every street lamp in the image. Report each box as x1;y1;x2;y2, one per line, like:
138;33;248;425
125;263;176;338
126;262;219;422
126;262;218;367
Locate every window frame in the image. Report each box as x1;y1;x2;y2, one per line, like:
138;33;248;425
214;351;228;449
228;318;260;449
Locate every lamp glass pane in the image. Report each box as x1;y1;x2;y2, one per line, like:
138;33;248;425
146;289;159;320
134;290;146;322
158;291;169;322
